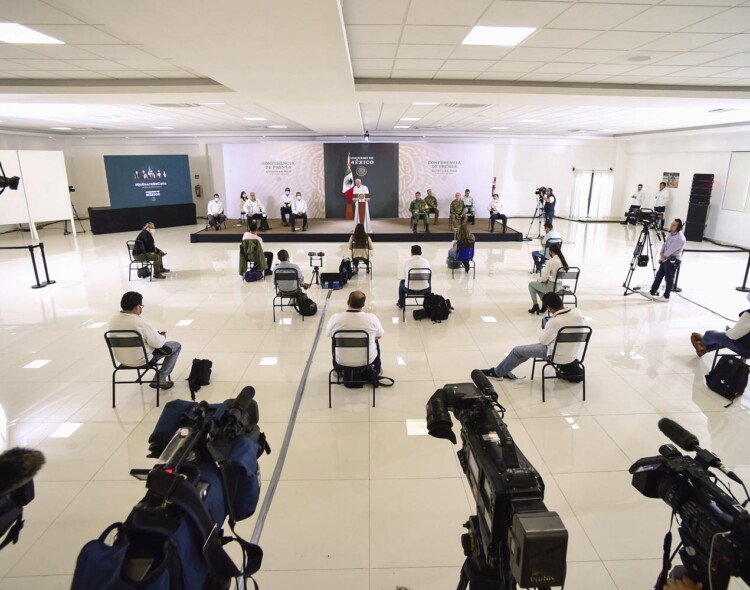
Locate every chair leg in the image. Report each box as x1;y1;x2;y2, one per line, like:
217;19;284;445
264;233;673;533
581;365;586;402
542;365;547;403
156;374;160;407
472;262;476;279
328;370;334;408
112;370;117;408
372;382;376;407
531;358;537;380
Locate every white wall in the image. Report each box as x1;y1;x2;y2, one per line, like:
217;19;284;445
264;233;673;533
615;128;750;247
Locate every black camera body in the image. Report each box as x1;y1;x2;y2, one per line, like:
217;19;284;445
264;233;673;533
534;186;547;203
631;440;750;589
427;378;568;588
0;448;44;550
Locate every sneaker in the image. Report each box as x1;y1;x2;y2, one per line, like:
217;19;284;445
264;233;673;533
481;368;501;380
654;295;669;303
150;379;174;390
396;302;404;309
153;273;166;279
638;290;654;301
502;372;519;380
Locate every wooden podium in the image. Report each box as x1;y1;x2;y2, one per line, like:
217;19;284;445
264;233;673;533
353;195;372;232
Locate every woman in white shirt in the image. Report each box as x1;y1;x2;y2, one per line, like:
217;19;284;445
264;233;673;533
528;243;568;314
347;223;373;274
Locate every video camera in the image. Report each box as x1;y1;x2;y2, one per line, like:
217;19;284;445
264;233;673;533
308;251;324;267
426;370;568;589
71;386;271;590
630;418;750;590
534;187;547;202
0;448;44;551
0;160;20;196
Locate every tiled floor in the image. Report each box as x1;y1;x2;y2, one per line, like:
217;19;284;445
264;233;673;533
1;218;749;589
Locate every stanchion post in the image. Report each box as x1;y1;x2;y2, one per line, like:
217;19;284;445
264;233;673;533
672;260;682;293
38;242;56;286
736;251;750;293
28;245;44;289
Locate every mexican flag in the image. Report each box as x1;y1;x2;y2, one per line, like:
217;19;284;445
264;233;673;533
342;153;354;204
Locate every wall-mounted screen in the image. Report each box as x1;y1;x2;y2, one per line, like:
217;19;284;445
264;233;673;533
104;154;192;209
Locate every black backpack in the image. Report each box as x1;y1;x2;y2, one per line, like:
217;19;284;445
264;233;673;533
705;356;749;407
555;361;584;383
294;293;318;317
421;293;453;323
339;258;353;284
187;358;212;400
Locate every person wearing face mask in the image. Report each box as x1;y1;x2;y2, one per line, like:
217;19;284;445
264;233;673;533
280;187;293;227
132;221;168;279
290;192;308;232
242;192;270;231
207;193;226;231
238;192;249;226
109;291;181;390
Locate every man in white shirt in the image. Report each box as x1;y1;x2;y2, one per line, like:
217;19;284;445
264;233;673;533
621;183;646;225
290;191;309;232
241;221;274;272
482;292;586;380
654;182;669;230
108;291;181;389
207;194;226;231
243;192;270;231
353;179;369;197
273;249;309;294
326;290;384;374
397;244;432;309
462;189;475;224
280;187;293;226
691;293;750;358
488;193;507;233
532;222;563;272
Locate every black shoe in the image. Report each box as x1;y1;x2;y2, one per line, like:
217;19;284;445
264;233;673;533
161;268;170;273
528;303;540;314
292;227;296;232
150;379;173;390
481;368;500;380
426;228;430;233
153;273;166;279
540;304;548;314
303;226;308;232
412;226;417;234
619;221;628;225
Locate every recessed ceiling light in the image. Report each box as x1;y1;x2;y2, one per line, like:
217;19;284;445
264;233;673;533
412;102;439;106
462;26;536;47
268;125;287;129
491;127;508;130
51;127;72;130
520;119;542;123
259;357;278;366
23;360;50;369
394;125;410;129
152;126;172;130
176;319;193;327
0;23;64;44
481;316;498;323
243;116;266;121
400;117;420;121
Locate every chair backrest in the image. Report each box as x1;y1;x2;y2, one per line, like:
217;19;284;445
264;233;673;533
549;326;592;364
274;267;301;294
555;266;580;294
104;329;149;368
126;240;137;262
456;239;475;262
242;239;267;271
406;267;431;291
331;329;370;368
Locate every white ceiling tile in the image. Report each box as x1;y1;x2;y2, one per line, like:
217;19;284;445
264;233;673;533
625;64;689;76
719;78;750;84
703;52;750;66
0;60;41;71
393;58;447;70
582;63;639;74
433;70;483;79
97;71;156;79
518;72;567;82
19;45;100;60
559;48;628;63
656;52;732;65
602;75;654;83
614;6;727;32
77;45;156;60
655;77;703;84
719;66;750;75
439;59;495;71
503;47;569;61
0;0;84;24
345;25;403;44
389;70;437;78
69;59;132;71
660;0;744;6
560;74;611;82
487;60;543;72
116;59;180;71
349;44;398;59
547;4;650;30
15;71;64;79
31;25;126;45
401;25;472;45
476;71;524;80
0;46;48;59
407;0;493;25
607;50;680;64
670;65;737;76
681;8;750;33
448;45;512;59
351;58;395;70
396;45;455;59
580;31;663;50
353;69;393;78
534;62;590;74
67;71;114;79
343;0;411;25
523;29;602;48
709;67;746;76
11;59;84;71
0;72;25;78
143;71;198;78
479;1;571;27
638;33;732;51
695;34;750;52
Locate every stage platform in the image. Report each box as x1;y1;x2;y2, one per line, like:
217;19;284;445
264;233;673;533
190;218;523;244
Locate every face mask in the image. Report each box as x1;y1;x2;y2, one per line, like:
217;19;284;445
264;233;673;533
296;196;301;200
214;198;219;202
148;228;155;234
285;191;290;195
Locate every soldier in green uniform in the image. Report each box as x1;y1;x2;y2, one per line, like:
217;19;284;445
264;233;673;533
409;191;430;233
424;189;439;226
449;192;466;228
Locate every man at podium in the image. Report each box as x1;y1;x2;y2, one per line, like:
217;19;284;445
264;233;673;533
353;178;372;232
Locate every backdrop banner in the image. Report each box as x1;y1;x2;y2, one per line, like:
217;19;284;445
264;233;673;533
323;143;399;219
104;155;192;209
222;143;324;219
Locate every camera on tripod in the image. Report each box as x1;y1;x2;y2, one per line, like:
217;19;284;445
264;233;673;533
534;186;547;202
308;251;325;266
426;370;568;589
630;418;750;590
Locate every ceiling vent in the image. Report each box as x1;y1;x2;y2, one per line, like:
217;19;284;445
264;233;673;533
443;103;490;109
150;103;201;108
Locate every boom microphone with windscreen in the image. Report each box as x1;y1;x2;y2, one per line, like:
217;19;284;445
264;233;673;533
657;418;699;452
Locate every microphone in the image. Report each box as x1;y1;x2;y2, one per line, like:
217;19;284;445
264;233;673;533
471;369;497;398
658;418;699;452
0;448;45;496
231;386;256;414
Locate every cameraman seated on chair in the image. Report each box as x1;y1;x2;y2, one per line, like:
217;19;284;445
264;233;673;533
691;292;750;358
397;245;431;309
326;290;384;375
273;249;310;295
109;291;181;390
531;222;562;272
481;292;585;380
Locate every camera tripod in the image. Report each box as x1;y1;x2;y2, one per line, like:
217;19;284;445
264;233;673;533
64;202;86;235
524;198;544;241
622;222;660;296
308;253;324;286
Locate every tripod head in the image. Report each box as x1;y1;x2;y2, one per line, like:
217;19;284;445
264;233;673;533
308;251;324;269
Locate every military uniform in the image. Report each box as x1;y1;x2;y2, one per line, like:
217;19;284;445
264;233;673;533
424;194;439;225
450;199;466;226
409;199;429;233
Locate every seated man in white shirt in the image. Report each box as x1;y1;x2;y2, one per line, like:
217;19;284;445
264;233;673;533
482;292;586;380
326;290;384;374
397;244;432;309
207;194;226;230
241;221;274;272
488;193;507;233
243;192;270;231
273;249;310;295
280;187;293;226
290;191;308;232
108;291;182;389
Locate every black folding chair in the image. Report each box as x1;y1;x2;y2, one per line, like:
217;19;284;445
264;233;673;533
531;326;592;402
273;268;303;322
127;240;152;281
555;266;580;307
532;237;563;274
403;268;432;322
328;330;376;408
104;330;165;408
452;240;476;279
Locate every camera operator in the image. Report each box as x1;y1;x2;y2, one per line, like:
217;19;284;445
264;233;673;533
620;183;646;225
640;218;685;303
543;187;556;224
